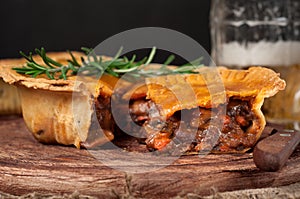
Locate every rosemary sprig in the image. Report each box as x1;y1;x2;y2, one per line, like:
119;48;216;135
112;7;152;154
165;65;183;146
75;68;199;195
12;47;203;80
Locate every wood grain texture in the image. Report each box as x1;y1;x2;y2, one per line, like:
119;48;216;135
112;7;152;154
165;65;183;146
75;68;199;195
1;116;300;198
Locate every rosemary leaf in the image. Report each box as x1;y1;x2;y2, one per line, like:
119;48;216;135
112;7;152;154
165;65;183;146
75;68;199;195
67;50;81;67
41;48;63;67
113;66;139;73
45;70;54;80
81;47;93;55
183;57;204;66
26;62;47;71
106;67;119;77
32;70;44;78
163;55;175;66
19;51;33;62
37;48;54;68
88;62;104;73
144;47;156;66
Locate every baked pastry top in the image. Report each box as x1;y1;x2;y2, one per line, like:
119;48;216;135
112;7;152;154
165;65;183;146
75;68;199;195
146;67;285;117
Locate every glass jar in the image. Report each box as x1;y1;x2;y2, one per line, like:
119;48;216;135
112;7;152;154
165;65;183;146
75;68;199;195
210;0;300;126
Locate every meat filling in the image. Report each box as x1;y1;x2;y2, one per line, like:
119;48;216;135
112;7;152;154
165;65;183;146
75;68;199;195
89;95;256;153
129;98;256;153
81;95;115;148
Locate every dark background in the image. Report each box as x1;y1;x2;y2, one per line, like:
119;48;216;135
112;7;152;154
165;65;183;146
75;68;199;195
0;0;212;63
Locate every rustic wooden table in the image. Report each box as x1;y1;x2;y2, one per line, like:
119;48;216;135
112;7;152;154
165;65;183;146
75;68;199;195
1;116;300;198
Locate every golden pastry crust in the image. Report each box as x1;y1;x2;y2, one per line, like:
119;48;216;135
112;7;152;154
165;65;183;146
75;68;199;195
146;67;285;117
0;52;85;92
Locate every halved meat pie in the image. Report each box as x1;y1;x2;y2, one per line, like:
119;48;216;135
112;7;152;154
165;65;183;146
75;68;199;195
124;67;285;153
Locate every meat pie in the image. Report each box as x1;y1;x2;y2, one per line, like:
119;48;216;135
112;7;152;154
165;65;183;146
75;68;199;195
0;53;285;153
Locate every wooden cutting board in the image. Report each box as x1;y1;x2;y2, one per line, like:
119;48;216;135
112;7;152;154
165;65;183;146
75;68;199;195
1;116;300;198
